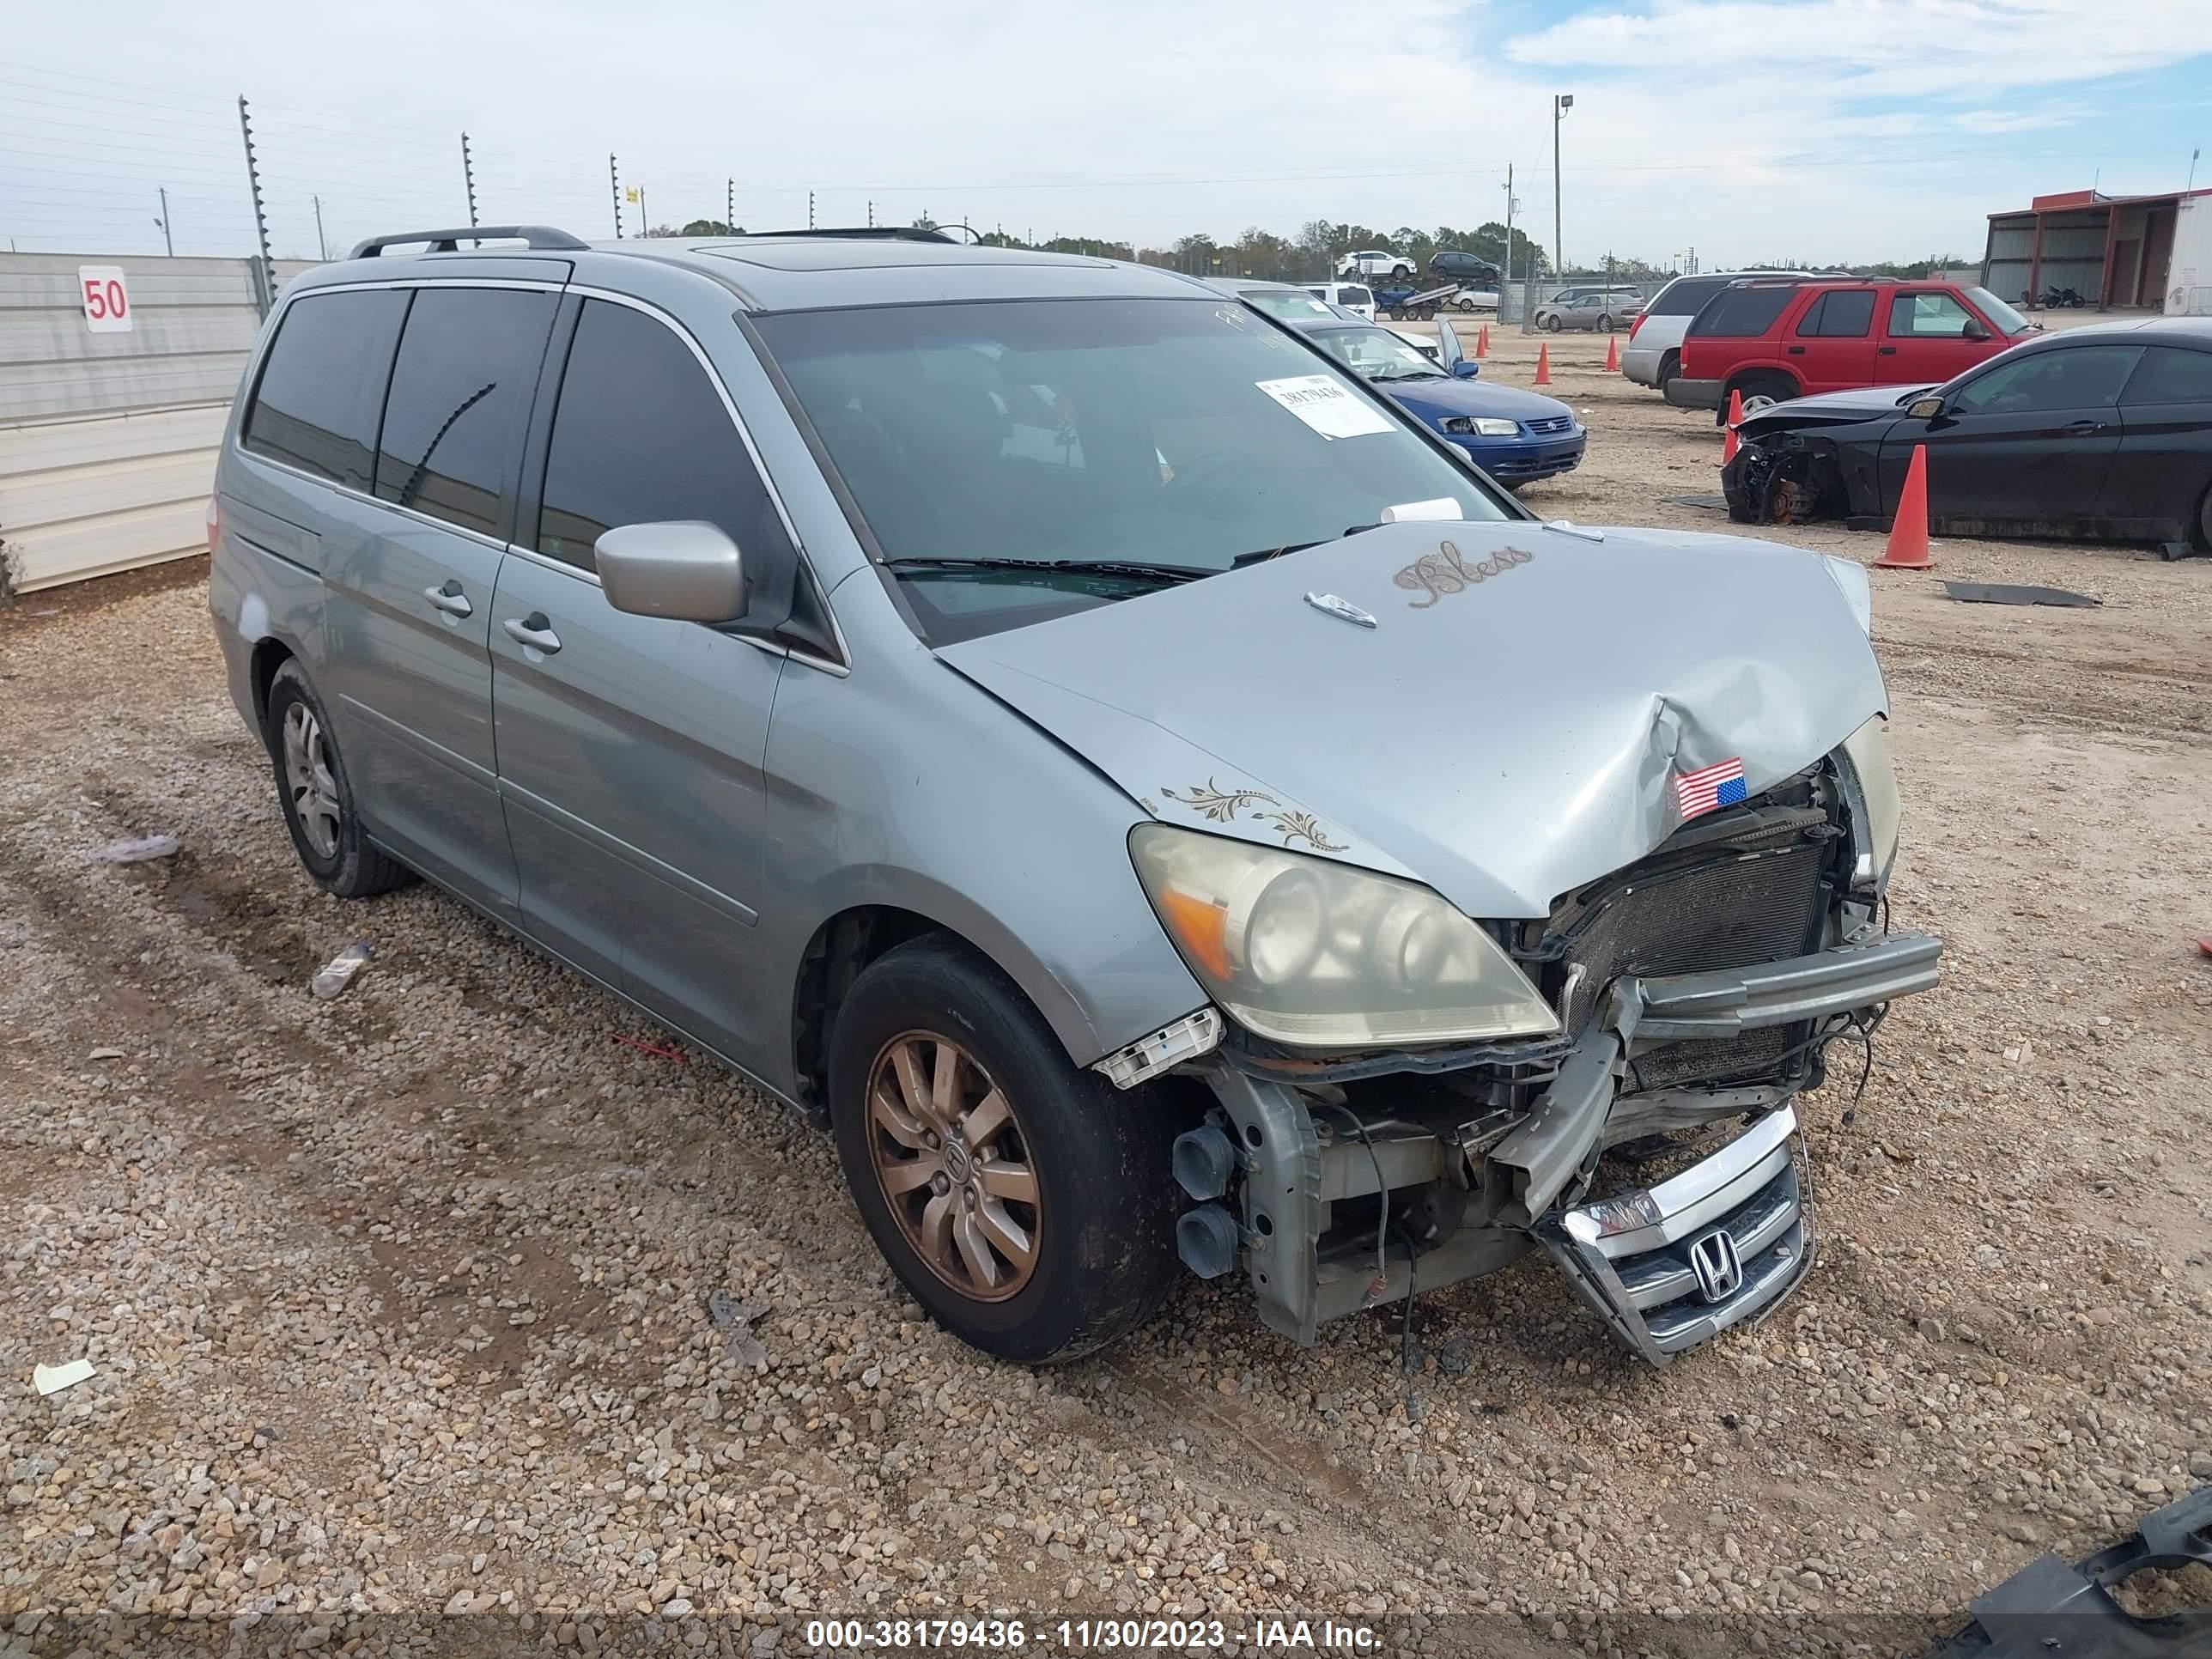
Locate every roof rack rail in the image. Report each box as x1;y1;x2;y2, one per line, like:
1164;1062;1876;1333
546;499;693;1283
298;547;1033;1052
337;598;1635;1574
347;225;589;259
738;226;955;244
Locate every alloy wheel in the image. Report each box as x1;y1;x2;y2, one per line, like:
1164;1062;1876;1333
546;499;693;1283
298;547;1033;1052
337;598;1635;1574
866;1032;1041;1302
281;702;342;860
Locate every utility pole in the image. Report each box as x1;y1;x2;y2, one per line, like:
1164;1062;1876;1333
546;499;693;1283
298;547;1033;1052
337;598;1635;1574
727;178;735;233
867;199;874;228
313;194;327;261
460;131;479;229
155;186;173;256
1553;93;1573;285
610;154;623;238
237;95;273;316
637;187;647;233
808;191;815;229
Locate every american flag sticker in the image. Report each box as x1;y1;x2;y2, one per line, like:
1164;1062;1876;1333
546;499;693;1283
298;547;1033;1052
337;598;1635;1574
1675;757;1748;819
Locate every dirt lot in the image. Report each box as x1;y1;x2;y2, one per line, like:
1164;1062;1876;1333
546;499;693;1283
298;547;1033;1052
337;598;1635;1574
3;337;2209;1656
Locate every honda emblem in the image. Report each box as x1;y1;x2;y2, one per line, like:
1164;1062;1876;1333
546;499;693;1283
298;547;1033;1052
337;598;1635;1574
1689;1229;1744;1304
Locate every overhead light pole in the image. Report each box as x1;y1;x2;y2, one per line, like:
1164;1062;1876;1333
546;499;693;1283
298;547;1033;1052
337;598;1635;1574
1553;94;1574;284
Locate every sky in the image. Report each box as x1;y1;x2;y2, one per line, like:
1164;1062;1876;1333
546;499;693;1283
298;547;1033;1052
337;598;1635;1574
5;0;2210;270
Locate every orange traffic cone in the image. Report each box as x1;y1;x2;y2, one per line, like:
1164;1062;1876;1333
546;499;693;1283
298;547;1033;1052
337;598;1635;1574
1603;334;1620;372
1873;444;1935;569
1475;323;1489;359
1533;343;1552;386
1720;387;1743;465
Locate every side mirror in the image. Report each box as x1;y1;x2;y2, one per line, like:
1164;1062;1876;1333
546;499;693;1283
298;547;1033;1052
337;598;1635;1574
1906;394;1945;420
1960;319;1990;342
595;521;747;623
1451;360;1480;380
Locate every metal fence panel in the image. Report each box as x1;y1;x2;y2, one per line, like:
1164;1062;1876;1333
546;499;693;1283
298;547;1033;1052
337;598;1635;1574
0;252;314;594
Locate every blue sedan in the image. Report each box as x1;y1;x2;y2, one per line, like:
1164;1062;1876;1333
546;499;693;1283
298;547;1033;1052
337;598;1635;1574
1291;319;1586;489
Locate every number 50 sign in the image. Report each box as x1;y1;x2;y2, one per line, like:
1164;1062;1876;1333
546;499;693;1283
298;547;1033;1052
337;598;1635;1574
79;265;132;333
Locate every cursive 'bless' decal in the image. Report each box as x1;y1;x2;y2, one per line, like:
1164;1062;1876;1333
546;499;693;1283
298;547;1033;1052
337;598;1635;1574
1393;540;1534;609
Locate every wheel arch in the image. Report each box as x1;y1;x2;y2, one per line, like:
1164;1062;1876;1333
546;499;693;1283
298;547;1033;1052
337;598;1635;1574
786;870;1200;1121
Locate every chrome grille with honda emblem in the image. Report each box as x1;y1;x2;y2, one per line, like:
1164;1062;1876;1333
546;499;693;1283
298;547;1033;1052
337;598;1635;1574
1539;1105;1810;1360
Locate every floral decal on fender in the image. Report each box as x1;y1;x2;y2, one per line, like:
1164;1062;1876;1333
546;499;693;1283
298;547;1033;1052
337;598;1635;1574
1393;540;1535;609
1158;781;1347;853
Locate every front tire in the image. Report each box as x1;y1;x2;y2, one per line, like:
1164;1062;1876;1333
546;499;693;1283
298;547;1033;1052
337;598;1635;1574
263;660;413;899
828;937;1185;1364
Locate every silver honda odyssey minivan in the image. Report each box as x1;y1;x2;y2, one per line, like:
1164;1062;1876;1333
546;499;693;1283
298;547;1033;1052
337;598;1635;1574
210;224;1939;1366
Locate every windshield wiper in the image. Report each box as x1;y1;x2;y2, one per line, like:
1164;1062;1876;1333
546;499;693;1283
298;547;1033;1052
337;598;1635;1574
882;556;1212;586
1231;523;1385;567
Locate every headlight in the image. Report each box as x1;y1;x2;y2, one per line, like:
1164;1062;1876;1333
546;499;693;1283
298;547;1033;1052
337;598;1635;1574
1839;715;1901;887
1442;416;1521;437
1129;824;1560;1049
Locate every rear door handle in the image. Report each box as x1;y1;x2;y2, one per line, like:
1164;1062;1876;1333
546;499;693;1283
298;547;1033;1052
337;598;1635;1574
1876;345;1898;356
423;580;473;618
2064;418;2106;432
501;613;562;653
1786;345;1806;355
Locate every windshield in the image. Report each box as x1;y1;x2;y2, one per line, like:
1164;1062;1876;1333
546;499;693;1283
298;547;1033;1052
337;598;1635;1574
1966;286;2035;336
755;298;1508;641
1241;289;1339;321
1306;325;1446;383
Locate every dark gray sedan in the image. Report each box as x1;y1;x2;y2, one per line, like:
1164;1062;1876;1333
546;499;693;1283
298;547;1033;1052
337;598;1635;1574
1723;316;2212;550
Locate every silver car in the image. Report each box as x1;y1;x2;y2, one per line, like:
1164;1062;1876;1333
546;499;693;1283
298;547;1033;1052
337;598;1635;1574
210;224;1939;1368
1534;289;1645;332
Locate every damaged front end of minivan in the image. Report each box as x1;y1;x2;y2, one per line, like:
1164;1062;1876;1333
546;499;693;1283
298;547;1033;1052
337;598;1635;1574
950;520;1942;1364
1151;741;1937;1363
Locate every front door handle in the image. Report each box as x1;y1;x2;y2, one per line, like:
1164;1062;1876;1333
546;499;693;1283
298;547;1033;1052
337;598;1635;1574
2064;418;2106;432
423;579;473;618
501;613;562;653
1876;345;1898;356
1786;344;1806;355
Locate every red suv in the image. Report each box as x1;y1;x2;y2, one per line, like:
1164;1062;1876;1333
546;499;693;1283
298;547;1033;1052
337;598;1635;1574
1664;278;2038;418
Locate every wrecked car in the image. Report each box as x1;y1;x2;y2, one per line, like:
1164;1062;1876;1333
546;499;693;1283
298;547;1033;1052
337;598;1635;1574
210;223;1940;1368
1723;316;2212;550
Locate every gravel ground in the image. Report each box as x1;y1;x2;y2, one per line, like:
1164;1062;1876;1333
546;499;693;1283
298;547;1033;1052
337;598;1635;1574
2;349;2209;1656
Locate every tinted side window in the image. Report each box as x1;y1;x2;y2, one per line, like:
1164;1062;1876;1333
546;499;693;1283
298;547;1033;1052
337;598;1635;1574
1796;290;1875;337
1950;345;2144;416
374;287;558;538
241;289;407;489
2122;346;2212;404
1646;278;1722;317
1690;286;1797;337
537;300;795;578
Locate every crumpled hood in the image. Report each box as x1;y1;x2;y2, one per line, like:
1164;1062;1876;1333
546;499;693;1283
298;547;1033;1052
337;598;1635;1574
937;520;1886;919
1743;384;1926;433
1385;377;1577;427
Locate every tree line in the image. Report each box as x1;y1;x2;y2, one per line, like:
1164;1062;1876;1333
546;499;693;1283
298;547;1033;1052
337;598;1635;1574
658;217;1558;283
655;217;1968;285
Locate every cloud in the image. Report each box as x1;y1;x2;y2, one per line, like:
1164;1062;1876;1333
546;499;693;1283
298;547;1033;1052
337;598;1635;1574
3;0;2208;267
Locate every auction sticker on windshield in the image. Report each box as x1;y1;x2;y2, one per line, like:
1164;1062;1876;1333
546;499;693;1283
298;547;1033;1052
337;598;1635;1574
1255;374;1395;440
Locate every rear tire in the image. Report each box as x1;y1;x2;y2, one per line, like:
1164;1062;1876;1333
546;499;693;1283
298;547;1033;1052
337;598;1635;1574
1656;349;1680;390
1541;313;1562;332
828;936;1187;1364
2193;479;2212;553
263;660;414;900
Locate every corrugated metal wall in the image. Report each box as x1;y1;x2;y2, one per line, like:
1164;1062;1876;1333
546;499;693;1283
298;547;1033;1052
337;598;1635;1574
1982;214;2035;305
2168;198;2212;315
0;253;313;595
